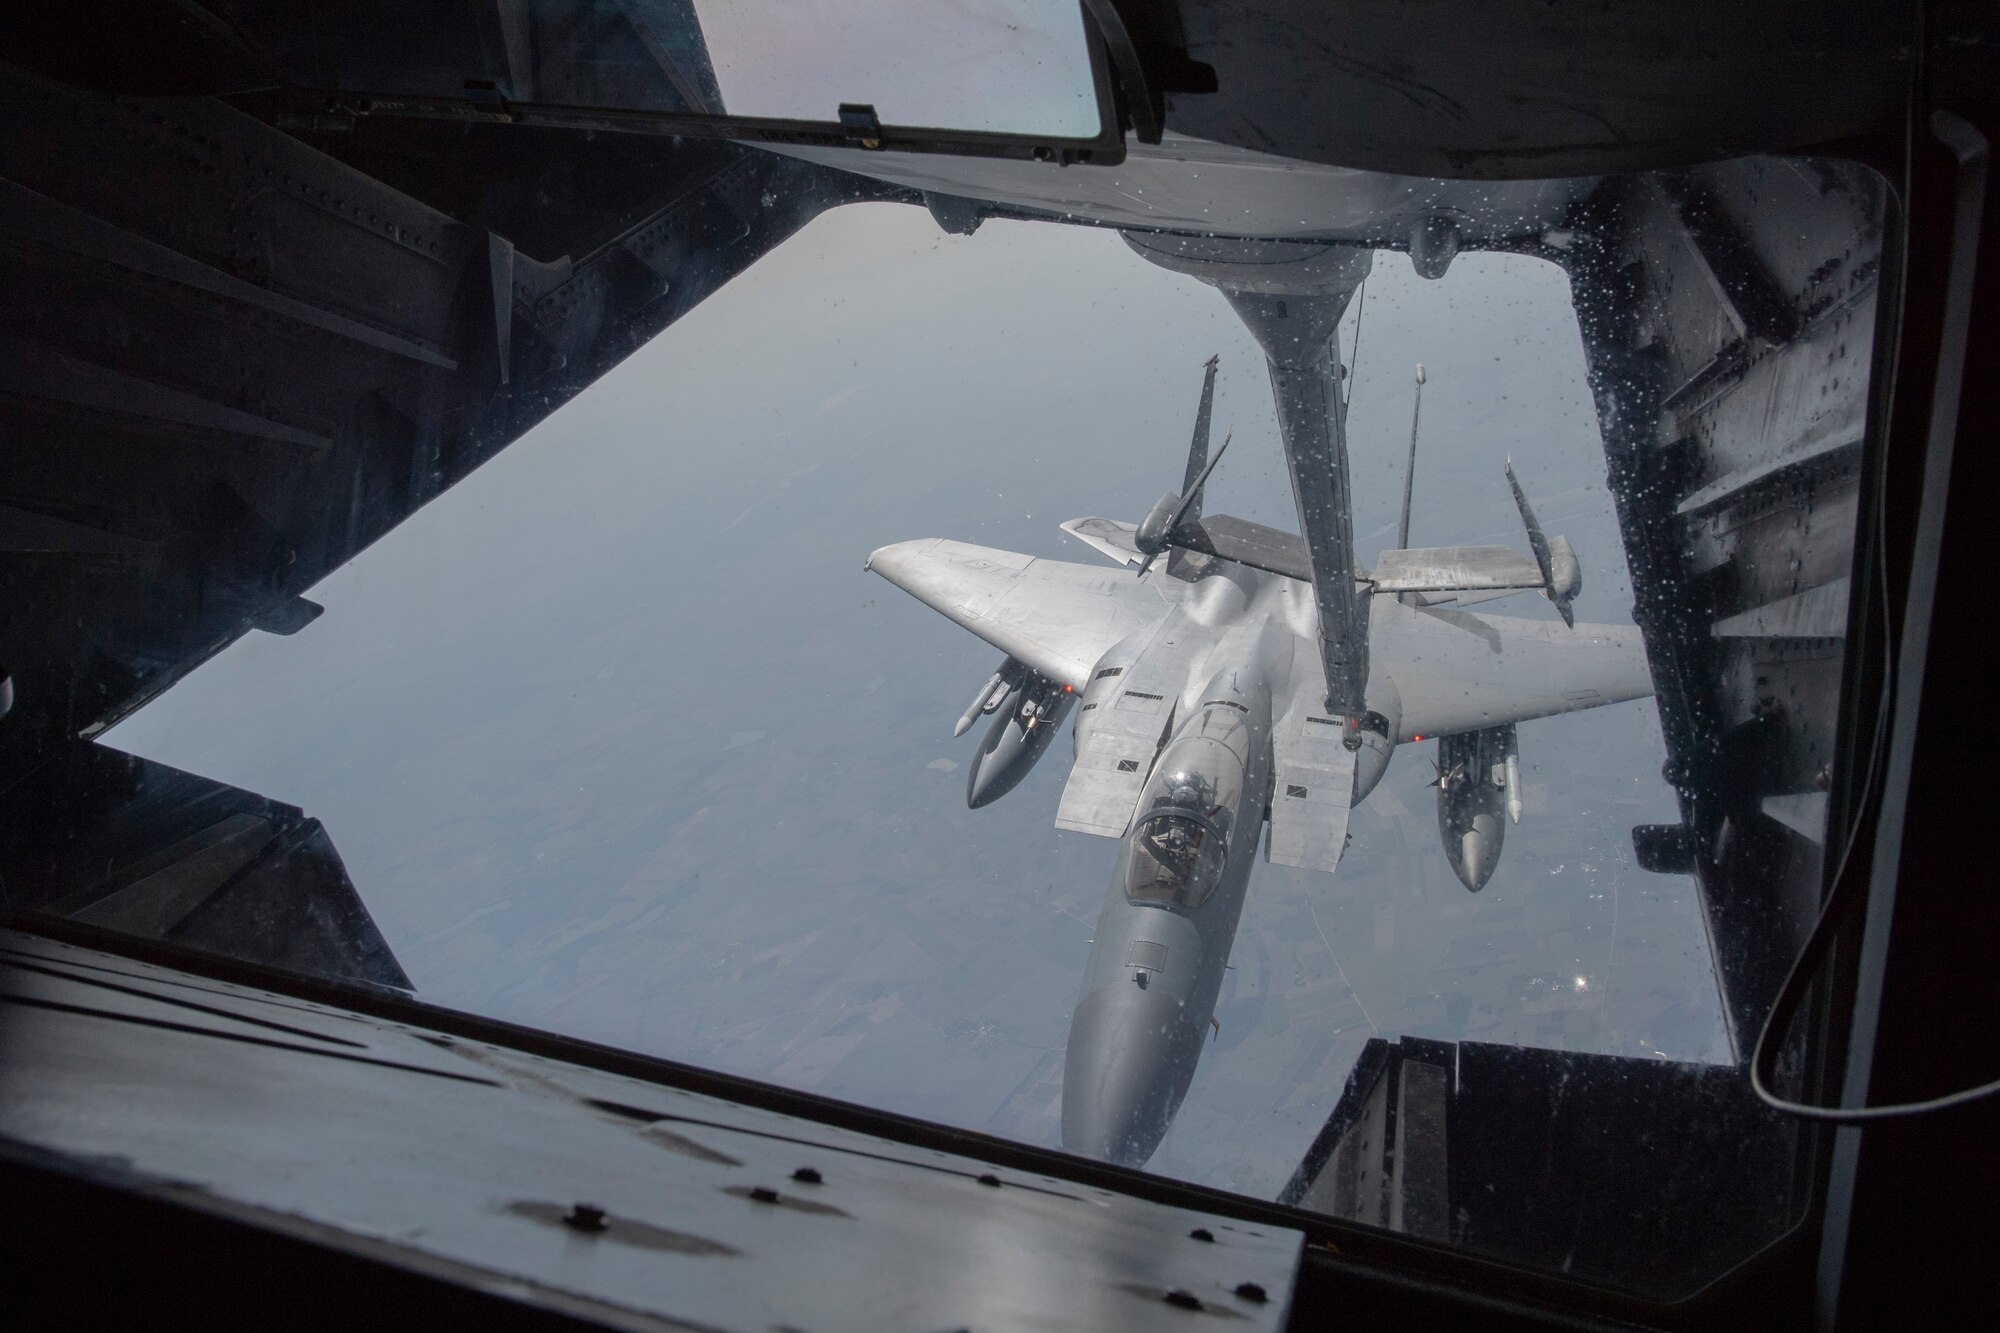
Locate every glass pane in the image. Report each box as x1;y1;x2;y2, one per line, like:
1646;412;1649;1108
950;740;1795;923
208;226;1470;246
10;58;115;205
109;202;1735;1189
16;128;1883;1299
699;0;1099;135
226;0;1102;137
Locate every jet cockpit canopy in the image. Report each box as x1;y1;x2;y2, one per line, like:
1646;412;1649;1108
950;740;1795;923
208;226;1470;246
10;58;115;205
1123;734;1244;909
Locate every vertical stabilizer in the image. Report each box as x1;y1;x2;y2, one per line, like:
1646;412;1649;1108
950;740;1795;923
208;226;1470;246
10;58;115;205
1504;459;1577;628
1182;354;1219;519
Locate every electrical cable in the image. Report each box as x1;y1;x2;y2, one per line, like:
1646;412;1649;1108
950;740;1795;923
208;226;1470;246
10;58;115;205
1748;483;2000;1120
1341;274;1368;413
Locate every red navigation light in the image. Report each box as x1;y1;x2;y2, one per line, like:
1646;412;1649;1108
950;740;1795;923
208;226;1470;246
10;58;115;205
1063;684;1073;693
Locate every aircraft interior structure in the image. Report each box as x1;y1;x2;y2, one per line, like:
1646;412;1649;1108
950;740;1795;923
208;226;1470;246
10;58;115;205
0;4;1995;1328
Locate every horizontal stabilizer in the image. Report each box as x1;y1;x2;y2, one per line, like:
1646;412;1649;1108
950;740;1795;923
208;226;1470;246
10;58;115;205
1060;516;1143;569
1072;510;1316;583
1366;545;1546;595
1409;586;1521;609
1169;514;1312;582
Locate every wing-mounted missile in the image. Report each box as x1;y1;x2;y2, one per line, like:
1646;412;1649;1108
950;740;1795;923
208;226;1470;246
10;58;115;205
967;671;1075;809
954;657;1026;737
1432;724;1518;891
1504;459;1582;627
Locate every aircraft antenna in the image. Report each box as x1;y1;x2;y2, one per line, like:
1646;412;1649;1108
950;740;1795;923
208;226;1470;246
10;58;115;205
1397;363;1426;550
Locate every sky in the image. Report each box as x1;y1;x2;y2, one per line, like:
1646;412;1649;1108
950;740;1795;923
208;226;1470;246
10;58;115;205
108;201;1729;1201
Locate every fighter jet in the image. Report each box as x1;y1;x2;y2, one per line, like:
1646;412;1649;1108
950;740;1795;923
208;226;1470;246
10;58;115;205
864;359;1652;1168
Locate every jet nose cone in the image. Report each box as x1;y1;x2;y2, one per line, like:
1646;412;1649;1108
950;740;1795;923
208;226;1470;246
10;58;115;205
966;766;1005;809
1061;981;1205;1168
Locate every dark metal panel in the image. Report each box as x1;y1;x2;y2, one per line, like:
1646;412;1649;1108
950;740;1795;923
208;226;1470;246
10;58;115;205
1283;1037;1799;1302
0;931;1304;1331
3;747;411;991
0;177;458;367
1164;1;1910;179
0;63;892;802
1566;157;1884;1052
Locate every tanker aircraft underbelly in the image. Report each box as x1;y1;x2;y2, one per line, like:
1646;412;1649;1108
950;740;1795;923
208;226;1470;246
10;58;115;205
864;366;1653;1169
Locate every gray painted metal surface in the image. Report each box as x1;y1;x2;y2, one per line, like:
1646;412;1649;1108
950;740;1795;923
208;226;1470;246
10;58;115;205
778;134;1594;242
1712;578;1851;640
869;538;1651;753
1265;696;1358;875
0;931;1303;1331
867;460;1651;1165
1368;545;1547;595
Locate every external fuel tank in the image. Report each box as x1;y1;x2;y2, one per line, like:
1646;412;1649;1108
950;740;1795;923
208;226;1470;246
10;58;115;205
966;674;1073;808
1435;724;1519;891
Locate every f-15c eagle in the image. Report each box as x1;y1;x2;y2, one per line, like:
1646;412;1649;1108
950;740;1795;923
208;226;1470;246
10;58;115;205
865;357;1653;1169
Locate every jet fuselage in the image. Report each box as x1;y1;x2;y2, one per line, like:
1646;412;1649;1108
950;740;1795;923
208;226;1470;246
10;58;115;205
1053;563;1306;1165
867;512;1652;1170
1064;658;1275;1166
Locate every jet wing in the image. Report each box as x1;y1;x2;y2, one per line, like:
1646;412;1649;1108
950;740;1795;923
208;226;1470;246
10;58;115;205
1374;601;1654;739
866;538;1179;688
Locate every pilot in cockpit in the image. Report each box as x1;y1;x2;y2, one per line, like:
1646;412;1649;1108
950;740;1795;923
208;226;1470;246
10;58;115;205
1127;771;1230;908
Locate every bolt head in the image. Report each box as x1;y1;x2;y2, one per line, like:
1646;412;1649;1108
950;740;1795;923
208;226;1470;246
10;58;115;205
563;1203;608;1233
